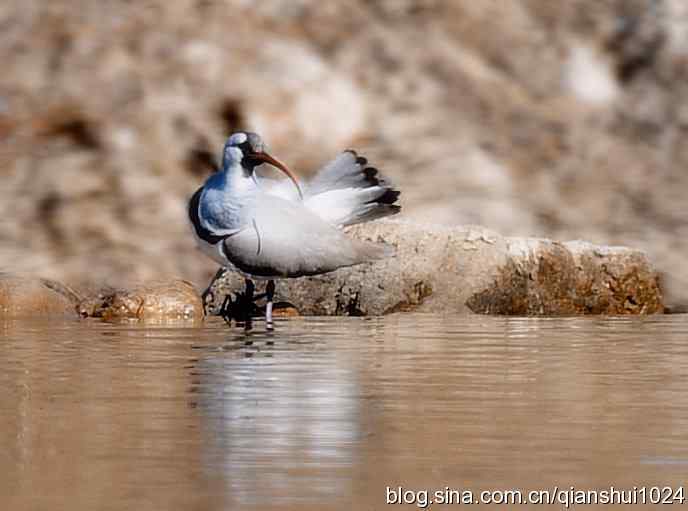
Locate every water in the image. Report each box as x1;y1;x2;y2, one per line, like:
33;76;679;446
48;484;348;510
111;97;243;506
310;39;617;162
1;314;687;510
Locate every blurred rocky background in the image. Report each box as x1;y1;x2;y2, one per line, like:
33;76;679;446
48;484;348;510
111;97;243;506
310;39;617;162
0;0;686;307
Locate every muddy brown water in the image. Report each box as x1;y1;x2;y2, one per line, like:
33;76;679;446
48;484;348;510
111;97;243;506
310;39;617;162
1;314;687;510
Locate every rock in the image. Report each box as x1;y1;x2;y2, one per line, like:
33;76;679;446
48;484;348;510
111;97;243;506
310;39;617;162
272;303;301;318
0;274;79;317
467;239;664;315
77;280;203;322
207;220;664;316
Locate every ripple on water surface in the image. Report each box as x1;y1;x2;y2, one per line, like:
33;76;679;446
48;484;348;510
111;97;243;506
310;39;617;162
1;314;688;510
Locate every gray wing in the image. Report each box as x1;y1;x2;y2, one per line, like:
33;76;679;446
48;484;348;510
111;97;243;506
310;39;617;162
256;152;375;199
306;150;400;227
258;151;400;227
257;176;301;202
222;193;387;278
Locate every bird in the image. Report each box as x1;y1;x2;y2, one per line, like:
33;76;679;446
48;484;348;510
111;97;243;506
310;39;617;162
188;131;400;328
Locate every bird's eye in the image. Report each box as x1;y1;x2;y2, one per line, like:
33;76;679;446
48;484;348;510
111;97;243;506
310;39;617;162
238;141;254;156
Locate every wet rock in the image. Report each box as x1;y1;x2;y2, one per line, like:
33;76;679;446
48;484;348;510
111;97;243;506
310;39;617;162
78;280;203;322
207;221;664;316
272;303;301;317
467;239;664;315
0;274;80;317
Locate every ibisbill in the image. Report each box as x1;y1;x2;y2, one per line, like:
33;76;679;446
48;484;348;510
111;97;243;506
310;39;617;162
188;131;401;328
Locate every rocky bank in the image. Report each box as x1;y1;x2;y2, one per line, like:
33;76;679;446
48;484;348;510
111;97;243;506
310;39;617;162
1;222;663;321
206;220;664;316
0;274;204;322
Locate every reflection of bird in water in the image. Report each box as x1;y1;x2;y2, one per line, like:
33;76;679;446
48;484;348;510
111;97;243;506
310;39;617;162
188;132;401;328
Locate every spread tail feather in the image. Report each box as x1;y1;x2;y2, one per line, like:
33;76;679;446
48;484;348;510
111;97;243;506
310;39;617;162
306;150;401;227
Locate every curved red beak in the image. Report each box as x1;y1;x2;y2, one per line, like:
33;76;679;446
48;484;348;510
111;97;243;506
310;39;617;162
251;152;303;200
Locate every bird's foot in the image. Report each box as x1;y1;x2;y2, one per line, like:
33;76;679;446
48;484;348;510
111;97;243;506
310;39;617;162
217;291;260;325
219;294;233;325
217;279;279;332
236;290;258;327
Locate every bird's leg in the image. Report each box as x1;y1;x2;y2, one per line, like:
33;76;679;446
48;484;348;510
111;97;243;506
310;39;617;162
219;294;233;325
241;278;255;327
201;267;228;314
245;278;254;305
215;278;262;328
265;280;275;330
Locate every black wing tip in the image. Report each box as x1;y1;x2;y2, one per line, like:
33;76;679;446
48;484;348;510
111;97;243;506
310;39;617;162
363;166;379;181
363;166;393;189
345;150;399;196
344;149;368;165
377;188;401;206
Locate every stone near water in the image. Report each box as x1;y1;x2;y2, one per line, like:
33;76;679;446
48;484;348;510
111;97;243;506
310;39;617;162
0;222;664;320
77;280;204;322
207;220;664;316
0;274;79;318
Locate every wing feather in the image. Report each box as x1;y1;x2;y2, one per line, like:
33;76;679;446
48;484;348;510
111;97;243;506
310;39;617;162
222;193;387;278
257;150;400;228
308;150;401;226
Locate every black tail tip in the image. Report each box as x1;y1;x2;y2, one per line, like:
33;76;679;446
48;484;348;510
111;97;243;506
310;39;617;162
378;188;401;205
